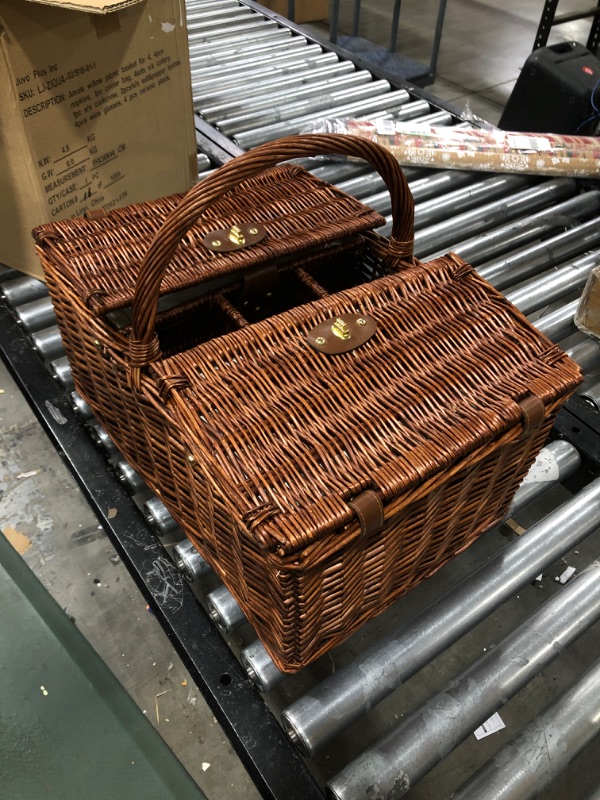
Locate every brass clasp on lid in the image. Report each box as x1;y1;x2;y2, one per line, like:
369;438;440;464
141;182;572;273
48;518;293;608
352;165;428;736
228;225;245;245
332;318;351;340
203;222;266;252
307;313;377;355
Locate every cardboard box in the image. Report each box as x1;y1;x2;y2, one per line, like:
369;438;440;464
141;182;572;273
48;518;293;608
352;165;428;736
0;0;197;278
259;0;328;24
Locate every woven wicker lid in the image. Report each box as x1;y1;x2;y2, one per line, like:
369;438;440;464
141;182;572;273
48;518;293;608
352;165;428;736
152;253;582;558
33;164;385;315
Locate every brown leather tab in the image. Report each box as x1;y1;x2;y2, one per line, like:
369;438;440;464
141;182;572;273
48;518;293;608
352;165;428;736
84;208;107;220
518;394;545;437
307;313;377;355
203;222;267;252
348;490;385;537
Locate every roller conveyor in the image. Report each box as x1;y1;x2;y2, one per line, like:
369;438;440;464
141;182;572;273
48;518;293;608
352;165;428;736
3;2;600;798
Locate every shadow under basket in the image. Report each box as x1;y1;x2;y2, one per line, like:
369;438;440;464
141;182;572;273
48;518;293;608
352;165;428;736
33;133;582;672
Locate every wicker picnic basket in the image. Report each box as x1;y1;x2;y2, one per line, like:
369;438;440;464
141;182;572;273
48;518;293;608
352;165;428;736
34;134;581;672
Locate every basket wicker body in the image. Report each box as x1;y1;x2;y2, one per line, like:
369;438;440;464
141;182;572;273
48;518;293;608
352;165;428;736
34;135;581;672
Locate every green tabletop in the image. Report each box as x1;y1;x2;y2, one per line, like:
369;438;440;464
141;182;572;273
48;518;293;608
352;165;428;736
0;530;208;800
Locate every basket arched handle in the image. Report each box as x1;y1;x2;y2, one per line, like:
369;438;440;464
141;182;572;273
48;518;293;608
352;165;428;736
129;133;414;387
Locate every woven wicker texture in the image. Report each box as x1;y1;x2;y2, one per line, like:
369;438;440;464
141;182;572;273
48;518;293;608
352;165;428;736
34;164;384;316
34;134;582;672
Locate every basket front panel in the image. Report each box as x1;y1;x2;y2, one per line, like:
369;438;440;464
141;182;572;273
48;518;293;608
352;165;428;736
189;414;552;672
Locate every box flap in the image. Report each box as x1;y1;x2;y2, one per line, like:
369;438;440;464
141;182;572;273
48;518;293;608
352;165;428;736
22;0;142;13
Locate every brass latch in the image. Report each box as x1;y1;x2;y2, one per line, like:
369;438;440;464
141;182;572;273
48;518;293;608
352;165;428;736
228;225;245;246
332;318;351;340
203;222;266;252
307;313;377;355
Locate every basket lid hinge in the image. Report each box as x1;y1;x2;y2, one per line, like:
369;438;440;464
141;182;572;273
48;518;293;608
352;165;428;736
347;490;385;537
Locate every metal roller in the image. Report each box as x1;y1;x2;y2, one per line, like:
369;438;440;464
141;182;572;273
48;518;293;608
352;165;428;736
453;656;600;800
233;89;411;150
188;34;310;69
403;170;478;205
581;378;600;411
0;266;21;281
329;164;424;197
187;28;291;58
391;99;431;121
326;559;600;800
186;9;265;27
378;175;529;230
412;179;577;259
358;191;391;216
504;250;600;315
218;80;393;137
188;15;259;34
192;53;344;104
173;540;211;582
478;210;600;290
186;10;256;29
187;20;279;43
200;66;363;122
400;110;452;125
114;461;146;494
197;153;211;174
192;58;333;98
0;275;47;308
186;0;246;9
243;441;581;694
308;162;373;185
30;325;65;361
69;391;93;421
186;0;244;8
534;299;579;342
425;190;600;266
49;355;73;390
143;497;180;537
14;296;56;333
241;640;282;693
282;474;600;756
89;424;118;457
191;47;336;89
186;4;256;21
207;585;245;632
565;337;600;374
411;174;530;230
336;170;393;199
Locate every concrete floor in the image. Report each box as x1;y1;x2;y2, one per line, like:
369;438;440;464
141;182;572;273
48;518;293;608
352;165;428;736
311;0;593;124
0;359;262;800
2;2;600;799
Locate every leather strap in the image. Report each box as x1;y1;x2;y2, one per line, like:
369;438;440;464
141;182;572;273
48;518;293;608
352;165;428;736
518;394;545;437
348;490;385;537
